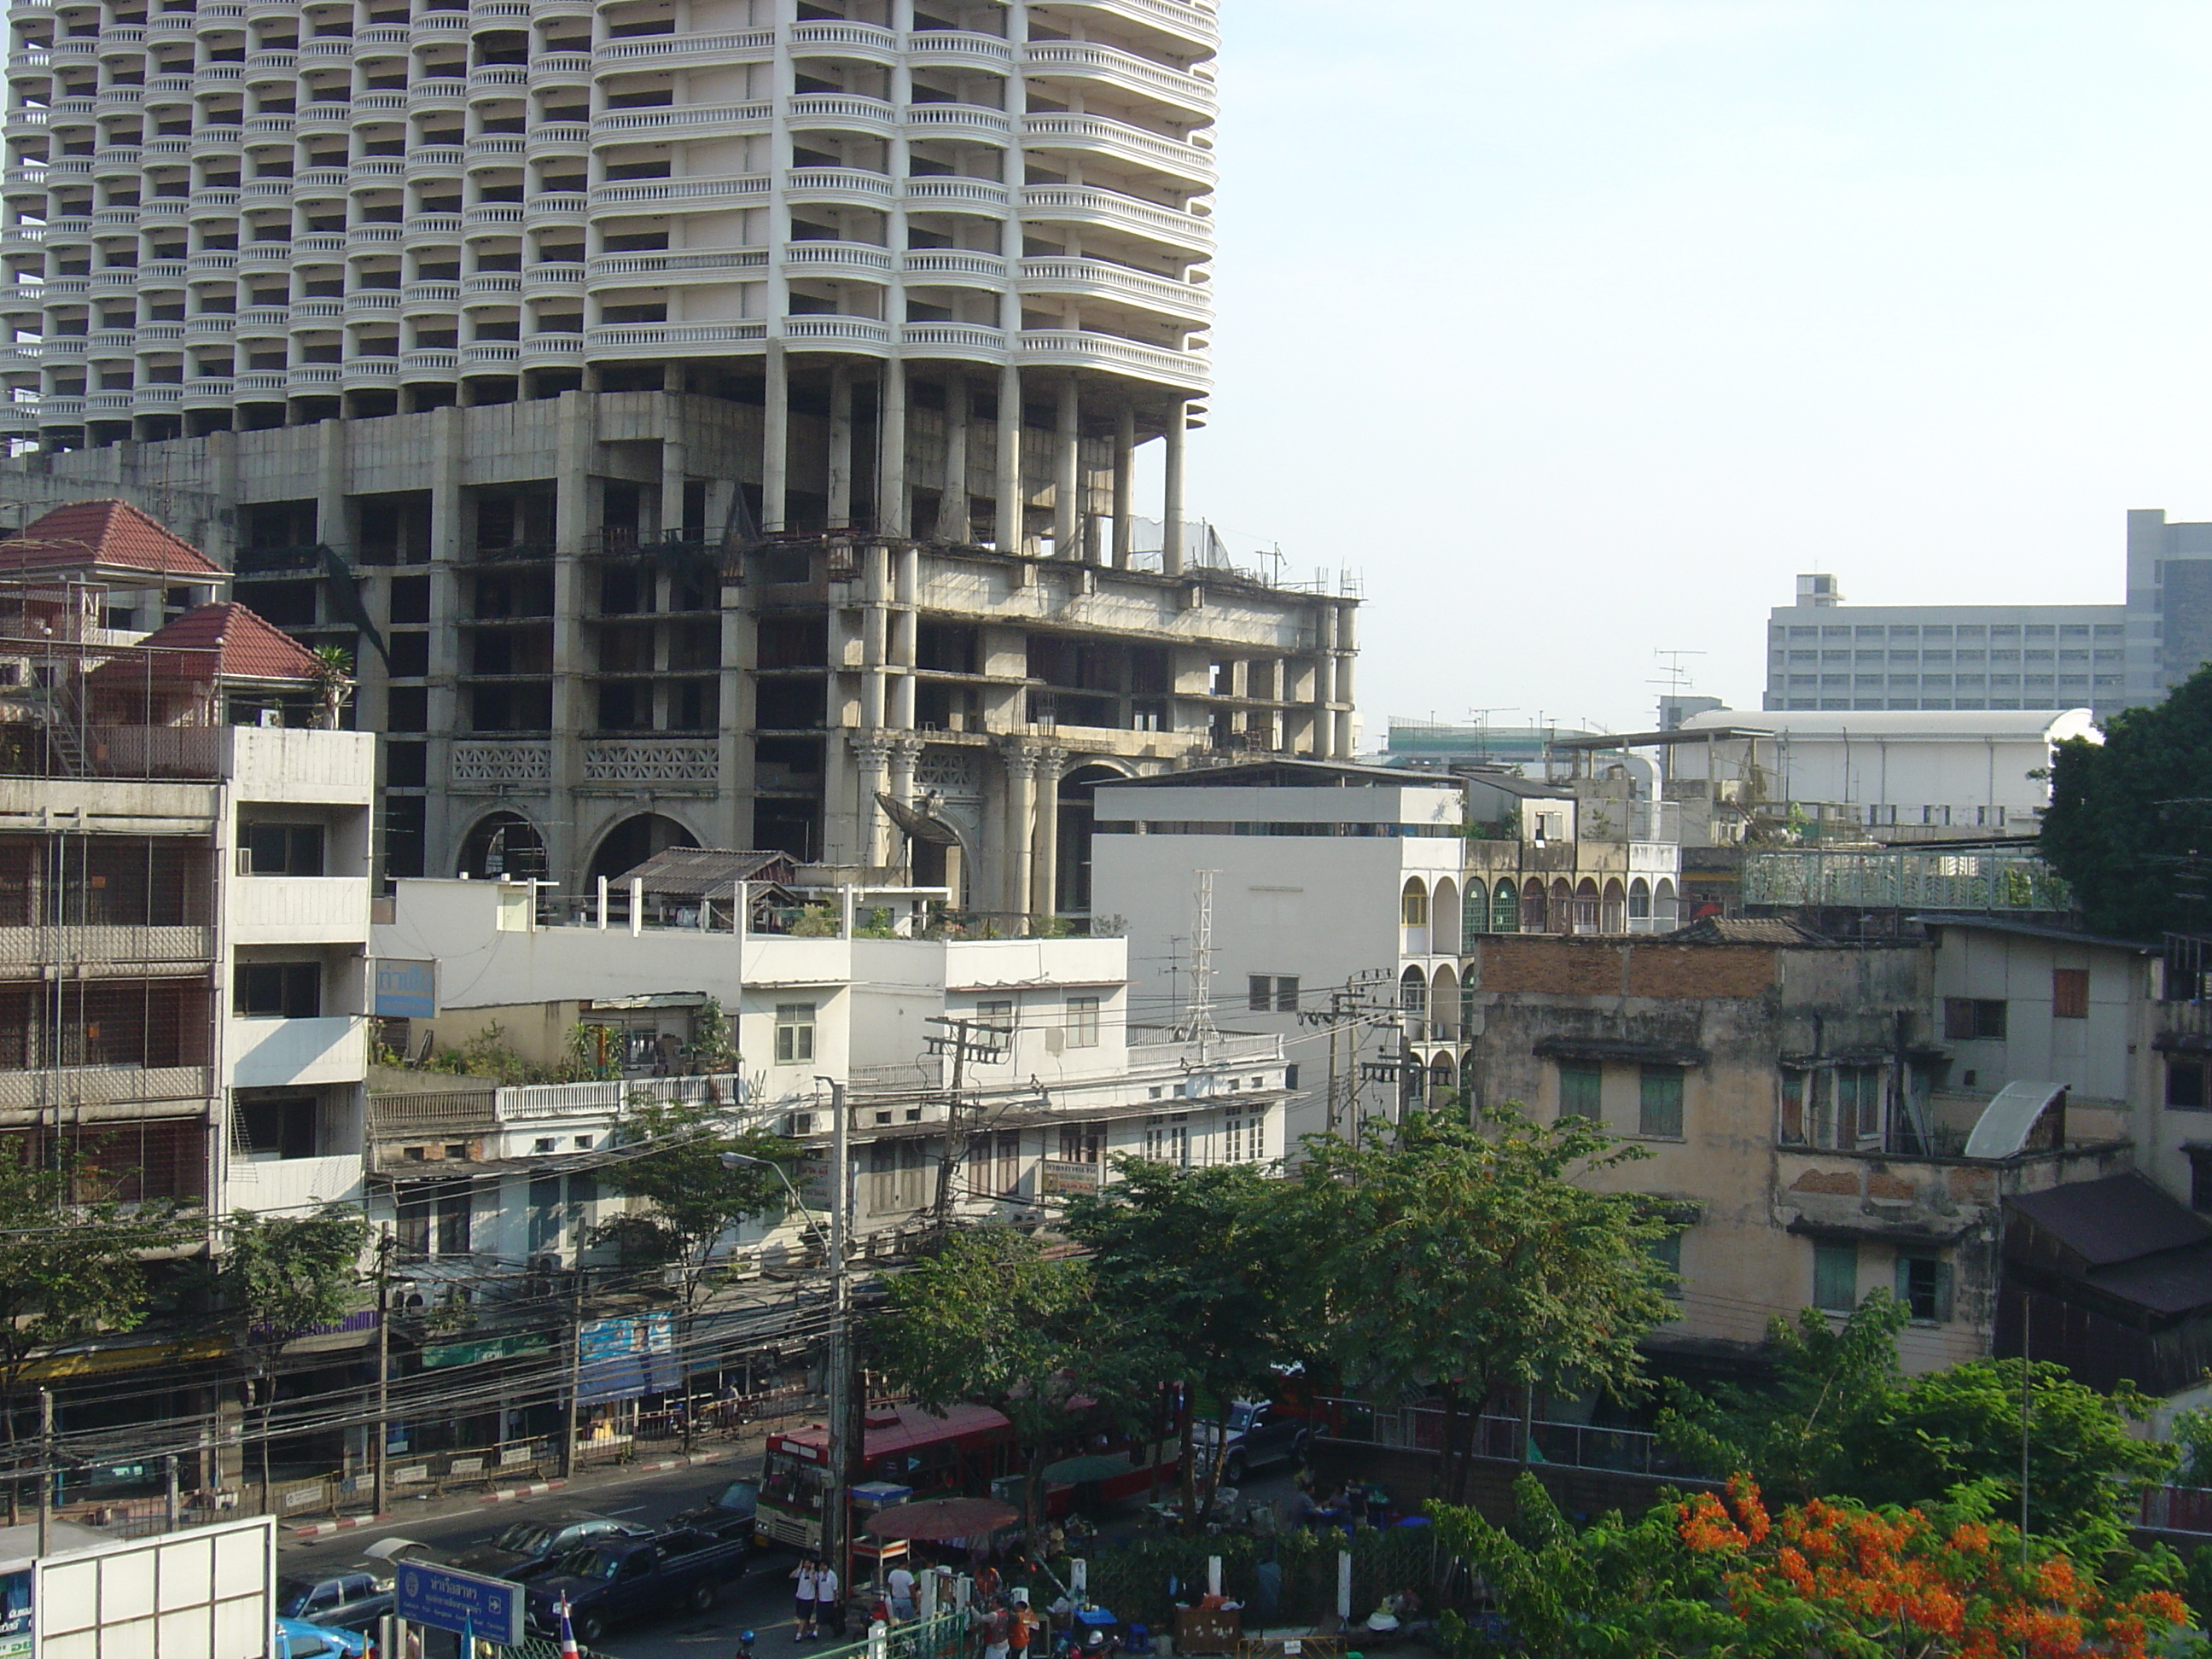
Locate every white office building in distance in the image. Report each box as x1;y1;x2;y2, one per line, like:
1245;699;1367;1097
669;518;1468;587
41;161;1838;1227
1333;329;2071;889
1762;509;2212;723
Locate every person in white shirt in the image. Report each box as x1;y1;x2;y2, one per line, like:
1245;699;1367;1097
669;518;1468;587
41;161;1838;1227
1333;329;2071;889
792;1557;822;1640
815;1562;842;1638
886;1563;917;1622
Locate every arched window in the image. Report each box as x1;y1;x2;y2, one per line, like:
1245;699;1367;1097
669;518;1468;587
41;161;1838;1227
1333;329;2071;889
1429;1055;1456;1099
1400;879;1430;956
459;811;548;882
587;812;700;889
1628;878;1651;924
1601;879;1626;934
1464;879;1489;937
1520;878;1546;934
1552;879;1575;934
1431;965;1458;1039
1655;878;1680;929
1400;967;1428;1041
1434;877;1460;954
1493;881;1520;933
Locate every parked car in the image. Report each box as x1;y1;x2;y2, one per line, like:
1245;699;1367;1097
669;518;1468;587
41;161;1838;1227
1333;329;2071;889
276;1571;393;1631
448;1511;654;1582
670;1479;759;1545
276;1620;370;1659
523;1527;749;1645
1197;1400;1310;1485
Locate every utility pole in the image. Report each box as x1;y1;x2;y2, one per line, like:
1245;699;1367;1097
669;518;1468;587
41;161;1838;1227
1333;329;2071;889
371;1227;393;1516
562;1267;585;1480
37;1388;52;1557
924;1016;1010;1226
1185;871;1219;1062
822;1079;853;1591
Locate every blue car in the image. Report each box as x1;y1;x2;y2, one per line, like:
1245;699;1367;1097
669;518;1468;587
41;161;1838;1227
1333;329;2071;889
276;1619;370;1659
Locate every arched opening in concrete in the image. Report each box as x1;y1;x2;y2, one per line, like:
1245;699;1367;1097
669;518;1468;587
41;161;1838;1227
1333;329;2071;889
586;812;701;891
1519;877;1545;934
1057;761;1131;918
1601;878;1626;934
1400;878;1430;955
1433;876;1460;955
457;810;548;882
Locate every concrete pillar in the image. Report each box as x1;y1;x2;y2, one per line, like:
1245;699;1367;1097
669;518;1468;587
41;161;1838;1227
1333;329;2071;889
1052;375;1079;557
1333;602;1357;759
1003;743;1035;919
315;416;347;552
762;340;789;533
861;542;889;731
1310;606;1335;760
854;736;893;869
425;405;465;876
549;390;596;887
1110;405;1132;568
891;545;918;730
888;736;921;876
1161;399;1185;577
660;388;686;538
934;374;969;542
994;362;1022;554
877;356;907;538
1033;748;1062;918
828;364;853;528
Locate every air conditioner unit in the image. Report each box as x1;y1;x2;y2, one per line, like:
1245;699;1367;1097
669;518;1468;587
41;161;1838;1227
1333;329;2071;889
1045;1029;1065;1056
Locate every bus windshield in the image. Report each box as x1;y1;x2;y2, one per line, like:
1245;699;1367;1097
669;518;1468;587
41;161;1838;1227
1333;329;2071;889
760;1451;830;1516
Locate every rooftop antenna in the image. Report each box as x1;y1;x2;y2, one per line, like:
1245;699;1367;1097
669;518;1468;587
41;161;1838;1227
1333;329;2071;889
1651;649;1706;711
1184;870;1219;1062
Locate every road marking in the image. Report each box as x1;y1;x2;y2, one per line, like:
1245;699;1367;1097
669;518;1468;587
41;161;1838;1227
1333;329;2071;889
603;1505;648;1515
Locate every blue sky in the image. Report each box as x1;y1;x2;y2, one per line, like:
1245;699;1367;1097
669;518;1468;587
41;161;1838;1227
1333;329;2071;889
1168;2;2212;736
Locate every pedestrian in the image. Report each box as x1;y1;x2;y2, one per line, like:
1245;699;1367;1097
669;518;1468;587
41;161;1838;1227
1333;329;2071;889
1007;1590;1040;1659
887;1562;917;1623
981;1599;1012;1659
792;1553;823;1640
817;1557;844;1638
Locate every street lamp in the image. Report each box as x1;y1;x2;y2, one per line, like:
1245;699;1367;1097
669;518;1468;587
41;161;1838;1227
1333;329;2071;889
719;1150;831;1253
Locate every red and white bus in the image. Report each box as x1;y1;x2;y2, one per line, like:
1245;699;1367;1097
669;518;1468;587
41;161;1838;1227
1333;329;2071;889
756;1400;1178;1551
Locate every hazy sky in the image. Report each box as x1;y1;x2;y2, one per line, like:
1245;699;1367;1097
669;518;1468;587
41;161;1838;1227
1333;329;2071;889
1165;1;2212;740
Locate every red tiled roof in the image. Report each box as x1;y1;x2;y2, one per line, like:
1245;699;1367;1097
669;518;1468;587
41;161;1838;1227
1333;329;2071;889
133;603;323;682
0;499;225;579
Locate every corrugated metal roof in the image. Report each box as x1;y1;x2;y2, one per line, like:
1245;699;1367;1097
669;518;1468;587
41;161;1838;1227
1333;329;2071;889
611;847;798;897
2009;1172;2211;1266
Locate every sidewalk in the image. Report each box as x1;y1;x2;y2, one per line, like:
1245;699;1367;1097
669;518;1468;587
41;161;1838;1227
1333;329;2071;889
287;1432;770;1544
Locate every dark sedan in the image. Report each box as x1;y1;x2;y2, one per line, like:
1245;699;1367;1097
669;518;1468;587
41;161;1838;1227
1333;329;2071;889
447;1512;654;1582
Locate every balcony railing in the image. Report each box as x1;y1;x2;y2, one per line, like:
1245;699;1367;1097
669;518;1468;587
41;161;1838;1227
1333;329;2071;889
1316;1396;1705;1481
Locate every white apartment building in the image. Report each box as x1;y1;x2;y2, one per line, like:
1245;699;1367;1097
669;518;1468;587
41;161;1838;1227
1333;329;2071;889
367;871;1287;1263
0;0;1358;921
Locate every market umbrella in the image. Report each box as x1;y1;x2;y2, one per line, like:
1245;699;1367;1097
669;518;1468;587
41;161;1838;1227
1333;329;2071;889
864;1498;1021;1541
1039;1454;1132;1485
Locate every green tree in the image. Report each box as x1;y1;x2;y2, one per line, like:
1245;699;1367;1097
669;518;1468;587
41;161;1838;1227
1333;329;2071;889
1662;1293;2174;1532
2039;661;2212;938
1065;1160;1289;1530
0;1152;190;1522
874;1225;1132;1542
1285;1105;1678;1504
594;1095;795;1448
219;1206;370;1506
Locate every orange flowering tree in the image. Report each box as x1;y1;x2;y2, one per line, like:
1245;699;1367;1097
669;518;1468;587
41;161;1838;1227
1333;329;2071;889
1430;1474;2197;1658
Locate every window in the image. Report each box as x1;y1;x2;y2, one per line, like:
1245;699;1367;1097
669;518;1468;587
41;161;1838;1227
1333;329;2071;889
235;961;320;1018
1780;1070;1806;1144
1942;998;2006;1040
243;822;325;876
1064;996;1098;1048
1144;1115;1189;1166
1638;1067;1684;1138
1223;1109;1249;1163
2190;1149;2212;1213
1263;976;1300;1012
1647;1230;1683;1297
1400;884;1428;926
2052;969;2090;1020
1248;975;1272;1013
527;1173;562;1254
1058;1122;1103;1163
978;999;1015;1036
992;1129;1021;1195
773;1003;814;1063
237;1093;315;1159
1813;1239;1858;1312
1895;1251;1952;1323
1557;1061;1602;1122
1837;1065;1882;1145
2169;1061;2207;1111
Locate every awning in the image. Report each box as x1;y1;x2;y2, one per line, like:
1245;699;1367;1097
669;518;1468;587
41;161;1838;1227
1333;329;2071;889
1964;1080;2069;1161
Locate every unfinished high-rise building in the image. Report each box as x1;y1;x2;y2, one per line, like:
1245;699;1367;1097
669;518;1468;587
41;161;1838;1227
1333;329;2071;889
0;0;1358;918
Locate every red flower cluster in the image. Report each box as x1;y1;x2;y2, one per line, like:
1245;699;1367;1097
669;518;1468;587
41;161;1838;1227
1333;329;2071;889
1674;1478;2187;1658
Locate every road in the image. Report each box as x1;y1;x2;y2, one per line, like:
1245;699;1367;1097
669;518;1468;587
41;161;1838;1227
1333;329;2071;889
282;1458;1301;1659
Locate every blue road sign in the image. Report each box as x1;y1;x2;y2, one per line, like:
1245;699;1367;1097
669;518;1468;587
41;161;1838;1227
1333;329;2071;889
393;1562;523;1645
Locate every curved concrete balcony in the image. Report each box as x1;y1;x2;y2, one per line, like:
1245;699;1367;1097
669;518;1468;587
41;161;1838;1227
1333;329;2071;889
898;319;1006;362
243;114;294;141
137;322;186;346
343;288;400;316
402;279;461;311
404;144;464;179
788;91;895;137
521;334;583;364
593;26;774;69
35;393;81;422
3;109;49;141
1017;255;1210;323
91;85;144;116
354;25;409;55
243;0;300;25
90;143;142;178
1021;112;1214;189
340;355;401;385
290;230;346;256
401;347;459;376
460;340;519;368
464;136;522;170
235;369;288;395
532;0;593;16
83;389;132;415
904;102;1010;143
131;382;183;409
408;78;468;112
142;74;195;108
783;239;894;281
591;101;768;143
521;260;585;295
90;207;137;232
525;190;586;224
244;48;296;78
351;156;405;183
530;50;591;86
185;249;239;276
46;39;95;66
241;178;294;205
235;306;289;335
86;328;137;355
473;0;533;22
192;65;242;95
286;364;341;391
463;201;524;230
299;38;354;64
346;223;402;253
6;49;47;77
38;335;87;359
1016;326;1208;391
288;298;342;323
592;172;771;212
585;317;766;355
180;374;234;405
587;247;765;288
782;165;894;207
354;90;407;115
903;28;1014;69
524;120;589;155
187;186;239;216
401;211;463;245
461;271;520;300
778;312;890;351
786;19;896;62
139;199;191;230
467;65;527;97
184;314;236;339
136;259;186;288
1018;183;1212;255
294;165;349;197
1023;40;1215;123
901;247;1006;286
